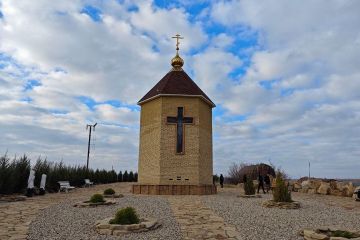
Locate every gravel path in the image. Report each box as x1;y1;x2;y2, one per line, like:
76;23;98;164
28;194;182;240
202;192;360;240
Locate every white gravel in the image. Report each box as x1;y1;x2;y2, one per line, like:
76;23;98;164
202;192;360;240
28;194;182;240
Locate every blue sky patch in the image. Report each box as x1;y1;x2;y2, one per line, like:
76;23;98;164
24;80;41;91
77;96;97;110
259;79;278;90
20;97;32;103
49;110;69;115
127;5;139;12
77;96;140;111
280;88;295;96
81;5;102;22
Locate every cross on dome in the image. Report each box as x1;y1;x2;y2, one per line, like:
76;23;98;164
170;34;184;70
172;34;184;51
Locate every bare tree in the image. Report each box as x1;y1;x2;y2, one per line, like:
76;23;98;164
227;162;249;184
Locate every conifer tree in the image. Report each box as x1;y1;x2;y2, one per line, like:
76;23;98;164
118;171;123;182
123;171;129;182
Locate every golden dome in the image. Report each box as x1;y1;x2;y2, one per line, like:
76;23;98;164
171;52;184;70
171;34;184;71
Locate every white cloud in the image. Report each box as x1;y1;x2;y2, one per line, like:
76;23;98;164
210;0;360;177
1;0;359;178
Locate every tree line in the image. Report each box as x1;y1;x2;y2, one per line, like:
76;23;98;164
0;154;137;194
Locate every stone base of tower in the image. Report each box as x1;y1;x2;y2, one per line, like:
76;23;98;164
132;184;217;195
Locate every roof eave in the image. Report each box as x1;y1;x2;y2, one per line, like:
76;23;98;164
137;94;216;108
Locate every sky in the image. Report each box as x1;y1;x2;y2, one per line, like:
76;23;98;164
0;0;359;178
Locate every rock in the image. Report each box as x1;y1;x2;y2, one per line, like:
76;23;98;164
144;220;157;229
335;181;346;191
294;182;302;191
343;182;354;197
301;180;311;190
353;186;360;199
303;230;329;240
308;189;317;194
109;224;126;230
126;224;141;230
329;181;338;190
299;188;309;193
97;223;111;229
97;229;112;235
329;189;343;197
310;232;329;240
317;182;330;195
302;180;321;191
94;217;162;237
303;229;316;237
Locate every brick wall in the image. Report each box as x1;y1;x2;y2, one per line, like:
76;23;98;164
138;98;162;184
138;96;213;186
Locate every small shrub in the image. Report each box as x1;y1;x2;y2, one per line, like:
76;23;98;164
90;194;105;203
109;207;140;225
272;172;292;202
244;178;255;195
104;188;115;195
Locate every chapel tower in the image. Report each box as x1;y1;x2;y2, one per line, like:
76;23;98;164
132;34;216;195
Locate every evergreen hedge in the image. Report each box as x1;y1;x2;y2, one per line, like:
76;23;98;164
0;154;137;195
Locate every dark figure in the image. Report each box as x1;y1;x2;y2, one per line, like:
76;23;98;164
264;175;271;193
25;188;34;197
213;175;216;186
219;174;224;188
243;174;247;184
257;174;266;194
39;188;46;195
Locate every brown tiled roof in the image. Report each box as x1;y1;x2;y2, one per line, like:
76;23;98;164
138;70;215;107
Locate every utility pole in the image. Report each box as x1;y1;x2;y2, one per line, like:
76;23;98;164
308;161;311;180
86;123;97;170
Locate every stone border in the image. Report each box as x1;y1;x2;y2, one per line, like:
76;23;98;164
103;194;124;198
300;228;360;240
237;194;262;198
95;217;161;236
73;199;116;208
132;184;217;195
262;200;300;209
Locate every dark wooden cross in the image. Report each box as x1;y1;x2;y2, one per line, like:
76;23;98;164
167;107;193;154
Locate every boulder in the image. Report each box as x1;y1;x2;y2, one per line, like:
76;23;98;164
308;189;317;194
299;188;309;193
302;180;321;191
293;182;302;191
343;182;354;197
335;181;346;191
317;182;330;195
301;180;311;190
329;189;343;197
